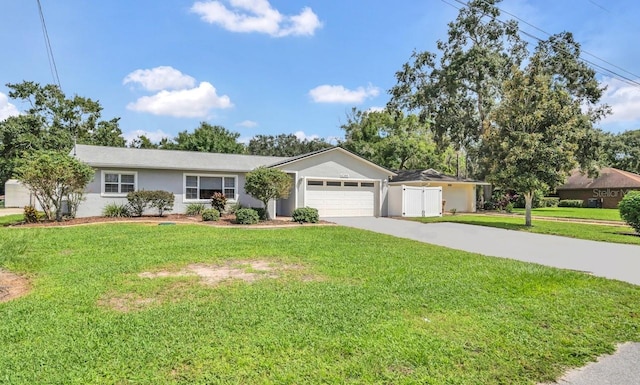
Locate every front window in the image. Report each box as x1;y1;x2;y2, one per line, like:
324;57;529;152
103;172;136;195
184;175;237;200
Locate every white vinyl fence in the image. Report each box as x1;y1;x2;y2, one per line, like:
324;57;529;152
388;185;442;217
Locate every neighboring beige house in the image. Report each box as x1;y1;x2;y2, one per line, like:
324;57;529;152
389;169;489;213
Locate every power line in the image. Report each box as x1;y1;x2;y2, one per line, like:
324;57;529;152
441;0;640;89
36;0;61;89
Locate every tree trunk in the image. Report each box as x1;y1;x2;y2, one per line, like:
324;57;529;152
524;191;533;227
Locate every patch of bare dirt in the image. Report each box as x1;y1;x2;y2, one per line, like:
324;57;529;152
138;259;299;286
0;268;30;303
101;260;320;312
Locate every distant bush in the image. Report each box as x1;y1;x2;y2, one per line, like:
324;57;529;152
619;191;640;234
235;208;259;224
186;203;206;216
0;199;4;208
202;208;220;222
292;207;319;224
505;202;514;213
251;207;267;220
23;205;42;223
103;203;131;218
149;190;174;216
540;197;560;208
211;192;227;213
514;190;544;209
558;199;584;208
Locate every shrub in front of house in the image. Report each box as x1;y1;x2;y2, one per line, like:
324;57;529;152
202;208;220;222
619;191;640;234
103;203;131;218
558;199;584;208
186;203;206;216
235;208;259;224
292;207;319;224
149;190;175;216
127;190;151;216
127;190;174;216
23;205;42;223
211;192;227;214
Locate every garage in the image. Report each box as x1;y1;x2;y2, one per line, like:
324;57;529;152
304;179;376;217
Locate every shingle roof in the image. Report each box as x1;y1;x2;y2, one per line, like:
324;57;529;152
557;168;640;190
72;144;290;172
390;169;489;184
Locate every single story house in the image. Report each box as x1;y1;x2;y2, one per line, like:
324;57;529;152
5;145;396;218
389;169;489;213
556;167;640;208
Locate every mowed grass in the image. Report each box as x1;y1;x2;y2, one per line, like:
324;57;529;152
1;224;640;384
417;215;640;245
0;214;24;226
512;207;622;222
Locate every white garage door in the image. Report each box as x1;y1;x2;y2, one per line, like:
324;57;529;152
305;180;376;217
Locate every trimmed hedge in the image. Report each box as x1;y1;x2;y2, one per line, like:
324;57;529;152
202;208;220;222
292;207;319;223
126;190;175;216
235;208;259;224
619;191;640;233
558;199;584;208
540;197;560;208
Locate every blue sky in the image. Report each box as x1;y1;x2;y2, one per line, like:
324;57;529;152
2;0;639;145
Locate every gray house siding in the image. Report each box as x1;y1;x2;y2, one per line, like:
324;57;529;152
78;167;263;218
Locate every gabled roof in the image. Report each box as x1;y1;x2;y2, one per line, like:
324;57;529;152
268;146;396;176
557;167;640;190
390;169;489;185
72;144;290;172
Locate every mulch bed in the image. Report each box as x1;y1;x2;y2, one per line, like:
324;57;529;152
9;214;330;228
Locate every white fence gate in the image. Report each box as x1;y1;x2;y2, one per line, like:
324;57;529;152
388;185;442;217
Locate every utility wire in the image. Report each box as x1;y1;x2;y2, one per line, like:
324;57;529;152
441;0;640;89
37;0;61;89
472;0;640;82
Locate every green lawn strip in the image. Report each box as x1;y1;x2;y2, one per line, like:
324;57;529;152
1;224;639;384
0;214;23;226
416;215;640;245
511;207;622;222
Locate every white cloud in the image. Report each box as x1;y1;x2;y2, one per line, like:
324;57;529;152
600;77;640;123
237;119;258;128
190;0;322;37
0;92;20;121
309;84;380;104
123;66;196;91
124;129;171;144
126;81;232;118
238;135;253;144
293;130;319;141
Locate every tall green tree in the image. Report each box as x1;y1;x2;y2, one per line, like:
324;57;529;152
0;81;124;192
129;134;160;149
166;122;244;154
16;151;94;221
388;0;526;176
481;62;603;226
340;108;454;172
602;130;640;174
247;134;331;157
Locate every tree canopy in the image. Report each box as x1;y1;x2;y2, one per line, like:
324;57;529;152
0;81;124;193
164;122;245;154
247;134;331;157
244;167;292;220
602;129;640;174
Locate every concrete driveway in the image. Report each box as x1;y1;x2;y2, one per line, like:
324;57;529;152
327;217;640;285
327;216;640;385
0;208;22;217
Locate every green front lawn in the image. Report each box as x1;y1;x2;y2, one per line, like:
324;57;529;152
416;215;639;245
1;224;639;384
511;207;622;222
0;214;23;226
